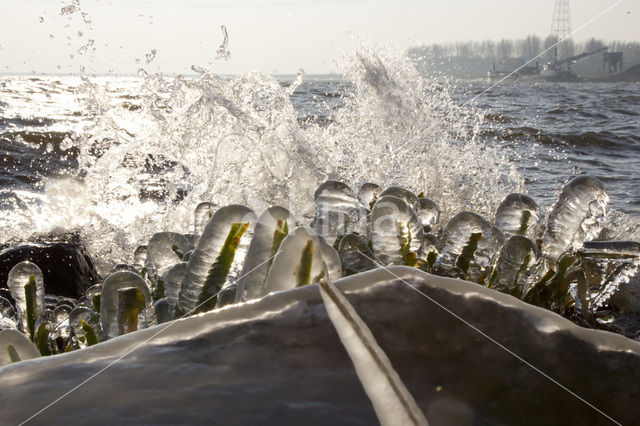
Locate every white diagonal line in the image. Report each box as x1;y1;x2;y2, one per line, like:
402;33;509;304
351;248;622;426
468;0;624;105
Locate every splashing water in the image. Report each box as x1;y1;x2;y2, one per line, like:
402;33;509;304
2;47;525;272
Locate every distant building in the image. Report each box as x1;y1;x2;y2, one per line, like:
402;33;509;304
603;52;623;74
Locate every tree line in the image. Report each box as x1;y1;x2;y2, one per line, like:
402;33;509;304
408;35;640;77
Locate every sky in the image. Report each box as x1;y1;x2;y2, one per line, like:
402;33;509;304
0;0;639;75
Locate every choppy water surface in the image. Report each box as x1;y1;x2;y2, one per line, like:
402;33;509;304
1;52;639;271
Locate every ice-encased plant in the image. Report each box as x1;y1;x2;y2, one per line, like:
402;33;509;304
416;197;440;233
379;186;420;213
311;181;359;246
8;261;45;339
338;233;377;275
369;195;423;266
162;262;187;313
436;211;503;282
357;182;381;211
194;201;218;234
100;271;153;339
494;193;539;239
179;205;257;314
69;307;102;347
0;296;18;331
541;176;608;263
573;241;640;314
145;231;194;287
0;329;40;367
235;206;297;302
262;226;339;294
116;287;147;335
488;235;537;298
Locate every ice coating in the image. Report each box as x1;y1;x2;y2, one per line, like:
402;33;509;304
379;186;419;213
144;232;193;285
100;271;152;339
318;235;343;283
85;284;102;311
235;206;297;302
369;195;423;265
194;202;217;235
52;305;72;341
133;245;147;271
117;287;146;335
162;262;187;310
0;318;17;331
262;227;331;295
357;182;381;211
590;257;640;312
153;298;173;323
7;261;45;327
542;176;609;262
489;235;537;298
338;234;377;275
69;306;103;345
494;193;540;239
215;282;237;309
578;241;640;290
417;198;441;232
580;241;640;259
311;181;359;246
0;329;40;366
179;205;257;314
0;297;17;322
0;297;18;331
438;211;503;276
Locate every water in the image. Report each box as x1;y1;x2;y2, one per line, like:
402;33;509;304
1;51;639;272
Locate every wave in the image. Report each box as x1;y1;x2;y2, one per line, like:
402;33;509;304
0;47;525;271
0;117;56;129
480;126;638;151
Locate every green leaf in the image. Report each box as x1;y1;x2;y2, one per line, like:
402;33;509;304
296;239;314;287
35;323;51;356
6;344;21;363
270;220;289;257
197;222;249;313
24;274;39;342
92;294;101;314
519;210;532;235
456;232;482;274
397;222;417;267
81;319;99;346
152;279;165;302
171;245;184;260
426;250;438;271
524;254;577;313
117;287;145;335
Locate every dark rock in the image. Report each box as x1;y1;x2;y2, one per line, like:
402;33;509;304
0;267;639;425
0;236;99;300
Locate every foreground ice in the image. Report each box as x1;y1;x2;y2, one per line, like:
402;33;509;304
0;267;638;425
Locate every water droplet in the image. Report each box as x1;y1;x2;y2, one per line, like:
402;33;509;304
60;5;77;15
145;48;157;64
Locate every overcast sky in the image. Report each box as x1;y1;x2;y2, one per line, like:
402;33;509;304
1;0;639;75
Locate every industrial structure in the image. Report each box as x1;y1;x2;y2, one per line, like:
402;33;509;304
551;0;573;58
